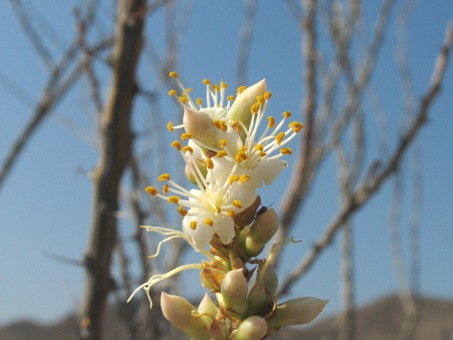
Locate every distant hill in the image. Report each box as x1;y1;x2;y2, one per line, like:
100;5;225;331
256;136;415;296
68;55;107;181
1;294;453;339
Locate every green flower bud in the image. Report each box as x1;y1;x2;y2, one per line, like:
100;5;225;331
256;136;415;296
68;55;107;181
228;79;267;130
234;315;268;340
160;292;212;339
266;297;328;330
249;208;279;244
246;281;266;315
221;269;248;308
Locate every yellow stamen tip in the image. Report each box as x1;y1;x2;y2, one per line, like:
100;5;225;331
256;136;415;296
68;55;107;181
171;140;182;151
280;147;293;155
204;218;214;227
168;89;177;96
203;79;211;85
167;122;174;132
145;186;159;196
233;200;242;208
178;206;188;217
264;91;272;100
163;184;170;194
190;221;197;230
283;111;291;118
183;146;194;154
237;85;246;94
158;173;171;182
167;196;180;204
169;71;179;78
289;121;304;132
181;132;192;141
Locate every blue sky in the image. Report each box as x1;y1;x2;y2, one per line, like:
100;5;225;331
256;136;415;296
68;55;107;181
1;0;452;327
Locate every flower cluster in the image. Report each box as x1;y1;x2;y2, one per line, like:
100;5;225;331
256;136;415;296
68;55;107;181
129;72;327;339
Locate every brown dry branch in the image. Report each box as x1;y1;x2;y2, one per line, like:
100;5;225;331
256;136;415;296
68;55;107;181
278;22;453;297
79;1;147;339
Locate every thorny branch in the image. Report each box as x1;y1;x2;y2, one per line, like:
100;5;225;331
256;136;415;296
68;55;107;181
278;22;453;296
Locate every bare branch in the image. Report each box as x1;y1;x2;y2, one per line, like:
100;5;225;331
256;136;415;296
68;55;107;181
278;22;453;296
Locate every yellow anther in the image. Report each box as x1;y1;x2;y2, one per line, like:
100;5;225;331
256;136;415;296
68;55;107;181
254;144;264;151
220;81;228;89
196;98;203;106
181;132;192;140
163;184;170;194
260;151;267;157
178;206;188;216
239;174;250;183
226;210;236;217
203;79;211;85
183;146;194;154
275;132;286;145
190;221;197;230
167;122;174;132
204;218;214;226
158;173;171;182
212;119;220;129
227;95;235;101
168;196;180;204
283;111;291;118
289;121;304;132
233;200;242;208
171;140;182;151
251;102;260;114
280;147;293;155
169;71;179;78
228;174;240;184
145;186;159;196
179;95;189;104
219;120;228;132
239;146;248;153
168;89;177;96
212;84;220;92
205;158;214;169
220;139;228;147
217;150;228;158
235;152;248;163
267;116;275;129
237;85;246;94
264;91;272;100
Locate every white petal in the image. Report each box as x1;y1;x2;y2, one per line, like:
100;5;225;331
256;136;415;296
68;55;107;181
213;214;236;245
182;215;216;251
255;159;288;185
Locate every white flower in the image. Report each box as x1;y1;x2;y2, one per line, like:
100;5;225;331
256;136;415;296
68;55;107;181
146;140;257;251
168;72;304;188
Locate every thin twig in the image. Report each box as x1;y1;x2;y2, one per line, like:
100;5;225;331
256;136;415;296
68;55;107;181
278;22;453;296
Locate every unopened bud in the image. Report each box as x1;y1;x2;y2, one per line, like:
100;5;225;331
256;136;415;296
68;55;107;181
160;292;212;339
234;315;268;340
266;297;328;329
221;269;248;308
246;281;266;315
249;208;279;244
260;263;279;297
183;106;219;149
198;293;219;319
229;79;267;131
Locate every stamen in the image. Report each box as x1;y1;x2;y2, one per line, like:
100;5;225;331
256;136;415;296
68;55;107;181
158;173;171;182
181;132;192;140
171;140;182;151
178;206;188;216
190;221;197;230
167;196;180;204
280;147;293;155
204;218;214;226
145;186;159;196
